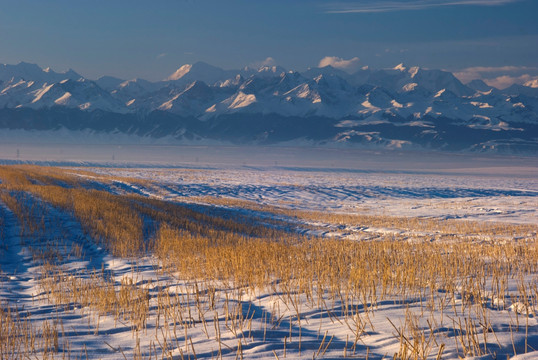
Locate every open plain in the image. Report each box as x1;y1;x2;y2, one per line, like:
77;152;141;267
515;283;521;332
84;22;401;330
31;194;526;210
0;154;537;359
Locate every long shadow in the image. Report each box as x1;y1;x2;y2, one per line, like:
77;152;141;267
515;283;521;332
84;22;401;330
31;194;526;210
214;297;374;359
0;202;33;281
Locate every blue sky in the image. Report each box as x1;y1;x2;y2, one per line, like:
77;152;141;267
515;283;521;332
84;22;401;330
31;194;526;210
0;0;536;85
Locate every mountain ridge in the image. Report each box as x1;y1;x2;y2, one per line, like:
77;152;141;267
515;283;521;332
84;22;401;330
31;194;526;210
0;61;537;153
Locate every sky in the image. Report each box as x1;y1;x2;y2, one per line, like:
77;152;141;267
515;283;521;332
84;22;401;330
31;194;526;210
0;0;537;86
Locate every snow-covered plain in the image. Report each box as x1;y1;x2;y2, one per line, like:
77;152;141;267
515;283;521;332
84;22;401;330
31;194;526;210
1;149;537;359
91;165;538;226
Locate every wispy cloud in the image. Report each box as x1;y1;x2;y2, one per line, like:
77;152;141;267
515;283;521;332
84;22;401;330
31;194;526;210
483;74;538;89
156;53;167;59
250;57;277;69
259;57;276;67
484;74;538;89
457;66;537;73
326;0;521;14
454;65;538;89
319;56;360;72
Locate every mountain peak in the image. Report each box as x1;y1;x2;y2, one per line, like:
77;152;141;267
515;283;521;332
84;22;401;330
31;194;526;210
185;79;210;91
408;66;419;77
0;60;537;153
393;63;406;71
257;65;286;75
65;68;81;76
166;62;228;84
467;79;492;92
166;64;193;81
17;61;41;68
167;62;218;80
14;61;44;74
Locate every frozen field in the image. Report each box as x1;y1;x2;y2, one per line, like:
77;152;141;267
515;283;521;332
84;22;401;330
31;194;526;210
0;152;537;359
91;165;538;226
3;144;538;225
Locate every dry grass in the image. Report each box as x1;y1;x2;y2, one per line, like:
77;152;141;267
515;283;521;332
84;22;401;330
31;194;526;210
0;303;62;359
39;264;151;332
0;166;144;257
0;164;537;359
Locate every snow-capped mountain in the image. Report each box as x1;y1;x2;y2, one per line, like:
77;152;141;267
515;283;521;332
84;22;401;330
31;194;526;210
0;62;81;84
0;61;537;153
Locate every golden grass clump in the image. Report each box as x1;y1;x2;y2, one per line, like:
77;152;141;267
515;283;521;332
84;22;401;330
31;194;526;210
0;165;144;257
0;304;62;359
39;265;150;332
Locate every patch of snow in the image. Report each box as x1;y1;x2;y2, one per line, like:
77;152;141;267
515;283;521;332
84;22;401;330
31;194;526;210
54;92;72;105
391;99;403;108
387;139;411;148
402;83;418;92
360;99;381;113
158;94;179;111
1;79;26;94
31;83;54;103
228;91;257;109
393;63;406;71
400;121;434;128
470;101;493;108
79;102;91;110
166;64;192;81
473;114;491;121
434;89;446;98
408;66;419;78
523;79;538;88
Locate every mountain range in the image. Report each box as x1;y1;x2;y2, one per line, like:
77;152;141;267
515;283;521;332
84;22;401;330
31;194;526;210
1;61;537;153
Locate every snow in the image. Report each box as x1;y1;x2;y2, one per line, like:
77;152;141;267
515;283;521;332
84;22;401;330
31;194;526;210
393;63;406;71
31;83;54;103
158;94;178;110
402;82;418;92
1;79;26;93
0;148;537;359
408;66;420;78
360;99;381;113
390;99;403;108
434;89;446;98
387;139;410;148
80;154;537;225
79;102;92;110
424;106;440;116
523;79;538;88
166;64;192;81
1;61;537;143
205;104;217;112
470;101;493;108
400;120;434;127
54;91;72;105
228;91;257;109
335;120;363;127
